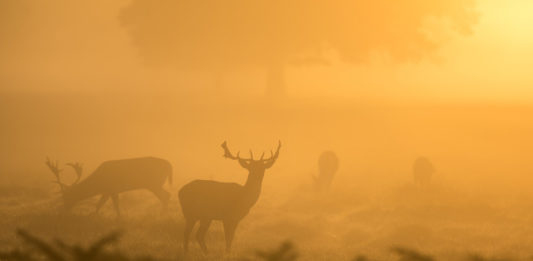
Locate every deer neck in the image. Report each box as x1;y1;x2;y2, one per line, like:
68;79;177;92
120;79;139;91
242;171;264;207
64;180;99;206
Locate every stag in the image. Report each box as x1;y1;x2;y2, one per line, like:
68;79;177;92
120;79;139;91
178;141;281;253
45;157;173;217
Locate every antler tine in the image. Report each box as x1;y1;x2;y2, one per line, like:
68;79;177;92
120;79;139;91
262;150;273;162
45;157;62;175
221;141;252;161
249;150;254;160
260;152;265;160
45;157;66;192
262;140;282;162
67;162;83;174
66;162;83;185
259;140;281;168
221;141;238;160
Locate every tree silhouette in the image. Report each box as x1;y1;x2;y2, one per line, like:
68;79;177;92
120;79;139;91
120;0;477;97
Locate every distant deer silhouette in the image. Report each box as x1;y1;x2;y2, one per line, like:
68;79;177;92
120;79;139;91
45;157;172;217
413;157;434;186
312;151;339;192
179;141;281;253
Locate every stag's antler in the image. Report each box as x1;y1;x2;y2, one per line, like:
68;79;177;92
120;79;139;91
262;141;281;162
66;162;83;185
221;141;281;166
45;157;66;192
221;141;253;161
262;141;281;168
221;141;237;160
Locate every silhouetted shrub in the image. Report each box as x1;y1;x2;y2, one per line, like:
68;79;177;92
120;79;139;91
253;241;298;261
468;254;512;261
0;229;153;261
0;230;517;261
392;247;433;261
352;256;368;261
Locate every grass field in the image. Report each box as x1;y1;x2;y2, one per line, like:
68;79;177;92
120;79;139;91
1;178;533;261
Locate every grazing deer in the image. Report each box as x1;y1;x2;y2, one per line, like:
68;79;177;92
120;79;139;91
312;151;339;192
45;157;173;217
179;141;281;253
413;157;435;186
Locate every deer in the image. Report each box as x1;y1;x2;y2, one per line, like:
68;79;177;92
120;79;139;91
178;141;281;253
413;156;435;186
45;157;173;217
312;150;339;193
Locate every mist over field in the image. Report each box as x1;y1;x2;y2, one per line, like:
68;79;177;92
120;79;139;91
2;1;533;261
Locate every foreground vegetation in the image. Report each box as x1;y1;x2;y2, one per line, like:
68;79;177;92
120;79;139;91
0;229;514;261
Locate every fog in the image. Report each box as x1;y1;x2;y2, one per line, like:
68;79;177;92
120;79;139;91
2;1;533;260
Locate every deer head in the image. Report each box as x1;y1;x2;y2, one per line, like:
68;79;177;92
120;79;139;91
221;141;281;175
45;158;83;194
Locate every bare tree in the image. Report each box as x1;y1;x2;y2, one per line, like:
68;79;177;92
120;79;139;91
45;157;173;217
178;141;281;253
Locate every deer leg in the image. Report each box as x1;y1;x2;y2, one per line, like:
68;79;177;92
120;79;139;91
111;194;121;218
183;219;196;253
196;219;212;253
223;220;238;253
94;194;110;214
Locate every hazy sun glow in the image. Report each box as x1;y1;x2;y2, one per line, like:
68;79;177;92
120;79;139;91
289;0;533;103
